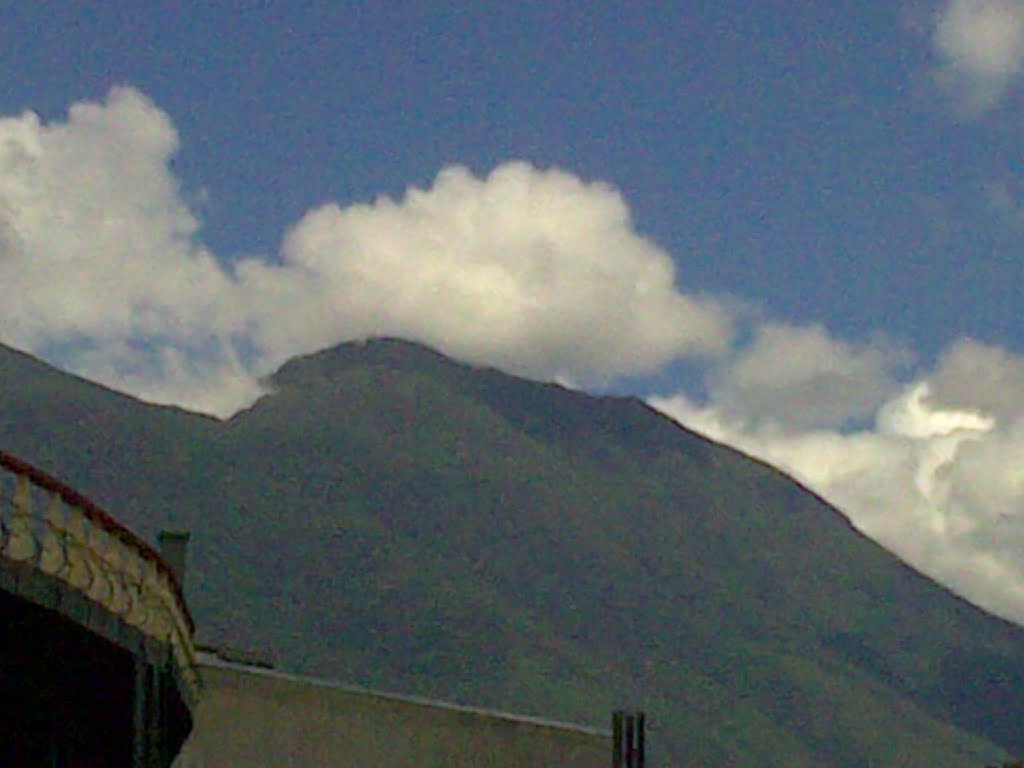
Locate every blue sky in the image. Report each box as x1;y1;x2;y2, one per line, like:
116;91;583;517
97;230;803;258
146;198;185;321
4;2;1020;358
4;2;1024;621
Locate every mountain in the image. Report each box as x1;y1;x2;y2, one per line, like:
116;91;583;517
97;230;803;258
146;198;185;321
2;338;1023;766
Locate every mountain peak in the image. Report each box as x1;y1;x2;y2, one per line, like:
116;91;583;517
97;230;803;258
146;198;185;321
267;337;465;390
4;332;1024;764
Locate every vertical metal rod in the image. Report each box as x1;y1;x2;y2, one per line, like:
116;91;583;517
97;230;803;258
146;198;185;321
612;710;623;768
625;714;635;768
636;712;646;768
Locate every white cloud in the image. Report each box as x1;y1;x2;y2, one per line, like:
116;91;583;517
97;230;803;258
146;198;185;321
0;87;258;414
71;341;259;419
930;337;1024;420
932;0;1024;112
652;338;1024;624
706;322;908;431
0;88;237;345
0;88;733;414
8;85;1024;629
237;162;733;382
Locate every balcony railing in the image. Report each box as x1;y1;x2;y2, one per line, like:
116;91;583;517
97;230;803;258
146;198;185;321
0;449;199;705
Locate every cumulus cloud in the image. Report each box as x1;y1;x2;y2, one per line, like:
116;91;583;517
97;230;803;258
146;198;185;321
8;85;1024;627
651;337;1024;624
706;322;909;431
0;87;733;414
0;87;257;414
931;337;1024;420
238;162;733;381
932;0;1024;113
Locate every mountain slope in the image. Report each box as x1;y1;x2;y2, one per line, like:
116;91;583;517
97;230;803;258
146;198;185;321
1;339;1022;766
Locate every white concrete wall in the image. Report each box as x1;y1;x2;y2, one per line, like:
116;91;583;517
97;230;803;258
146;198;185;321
175;658;608;767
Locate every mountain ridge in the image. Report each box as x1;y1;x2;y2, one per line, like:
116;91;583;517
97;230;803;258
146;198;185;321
1;337;1022;766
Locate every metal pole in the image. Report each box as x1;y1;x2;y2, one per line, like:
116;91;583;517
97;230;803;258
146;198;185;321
625;714;635;768
612;710;623;767
636;712;646;768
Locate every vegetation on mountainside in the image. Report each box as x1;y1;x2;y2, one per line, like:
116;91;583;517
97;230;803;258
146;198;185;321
1;338;1023;766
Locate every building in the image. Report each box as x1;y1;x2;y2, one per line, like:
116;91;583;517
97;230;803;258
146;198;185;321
174;648;609;766
2;450;626;765
0;450;198;766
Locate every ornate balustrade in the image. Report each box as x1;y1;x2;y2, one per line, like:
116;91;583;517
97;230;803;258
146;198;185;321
0;450;199;707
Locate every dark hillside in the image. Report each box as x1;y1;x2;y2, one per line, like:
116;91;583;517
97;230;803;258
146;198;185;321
1;338;1022;766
